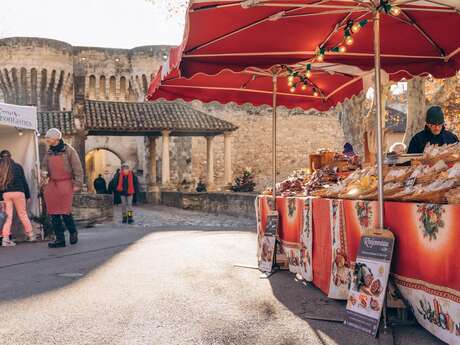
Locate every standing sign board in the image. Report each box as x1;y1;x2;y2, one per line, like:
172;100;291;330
259;211;278;273
344;229;395;336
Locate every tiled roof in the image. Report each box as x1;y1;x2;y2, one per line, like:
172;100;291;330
84;100;238;135
38;111;76;136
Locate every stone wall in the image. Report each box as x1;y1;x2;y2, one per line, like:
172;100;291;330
186;100;345;191
73;193;114;228
161;191;257;218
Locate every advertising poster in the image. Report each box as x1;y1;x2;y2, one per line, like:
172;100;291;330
344;230;394;336
259;211;278;273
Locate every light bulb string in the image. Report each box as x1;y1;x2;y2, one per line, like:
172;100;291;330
283;65;326;98
281;1;400;96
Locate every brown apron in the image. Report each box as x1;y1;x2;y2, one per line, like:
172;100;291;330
44;154;74;215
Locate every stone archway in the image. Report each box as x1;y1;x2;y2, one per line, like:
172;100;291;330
85;148;122;192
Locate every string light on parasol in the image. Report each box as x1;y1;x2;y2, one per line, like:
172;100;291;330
290;84;297;93
301;83;307;91
351;19;369;33
390;6;401;16
379;0;401;16
305;64;312;78
316;47;325;62
344;29;354;46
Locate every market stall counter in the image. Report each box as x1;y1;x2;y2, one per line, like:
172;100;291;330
256;195;460;344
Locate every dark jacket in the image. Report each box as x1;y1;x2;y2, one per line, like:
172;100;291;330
408;126;459;154
108;176;122;205
112;172;139;197
93;177;107;194
0;162;30;201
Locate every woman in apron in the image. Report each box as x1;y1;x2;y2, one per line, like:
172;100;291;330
42;128;83;248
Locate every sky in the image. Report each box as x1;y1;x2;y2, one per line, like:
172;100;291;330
0;0;187;48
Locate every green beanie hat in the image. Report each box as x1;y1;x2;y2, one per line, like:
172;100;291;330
426;106;444;125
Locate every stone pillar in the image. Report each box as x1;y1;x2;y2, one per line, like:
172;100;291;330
73;133;87;186
404;77;426;146
73;72;87;188
224;132;233;186
206;136;215;190
148;136;157;186
161;130;171;186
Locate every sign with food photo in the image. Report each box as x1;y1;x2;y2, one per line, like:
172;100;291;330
344;230;394;336
258;211;278;273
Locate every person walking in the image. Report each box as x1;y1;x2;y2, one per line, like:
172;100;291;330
41;128;83;248
93;174;107;194
0;150;35;247
108;169;122;205
113;163;138;224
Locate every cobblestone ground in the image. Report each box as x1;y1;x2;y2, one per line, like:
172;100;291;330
108;205;256;229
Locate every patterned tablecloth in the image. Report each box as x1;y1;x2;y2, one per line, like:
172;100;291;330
256;196;460;344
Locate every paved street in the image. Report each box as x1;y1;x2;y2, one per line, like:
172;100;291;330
0;206;443;345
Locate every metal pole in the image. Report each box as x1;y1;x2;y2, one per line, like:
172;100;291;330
33;130;44;240
272;74;278;210
373;10;385;230
374;9;389;331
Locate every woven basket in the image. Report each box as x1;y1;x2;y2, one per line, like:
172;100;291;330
446;195;460;204
445;187;460;204
423;152;460;165
416;172;440;184
385;173;409;184
402;189;448;204
359;192;377;201
311;188;329;197
384;187;405;196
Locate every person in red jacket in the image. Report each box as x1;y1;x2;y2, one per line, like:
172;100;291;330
114;163;138;224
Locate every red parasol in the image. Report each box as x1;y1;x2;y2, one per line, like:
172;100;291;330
150;64;369;111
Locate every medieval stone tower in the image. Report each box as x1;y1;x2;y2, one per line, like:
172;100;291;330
0;37;168;108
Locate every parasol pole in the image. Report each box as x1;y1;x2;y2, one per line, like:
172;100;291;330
373;10;385;230
272;73;278;210
373;8;389;331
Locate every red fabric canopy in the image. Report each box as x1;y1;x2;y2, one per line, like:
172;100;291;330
149;66;366;111
158;1;460;80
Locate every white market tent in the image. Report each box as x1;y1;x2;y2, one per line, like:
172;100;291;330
0;102;41;239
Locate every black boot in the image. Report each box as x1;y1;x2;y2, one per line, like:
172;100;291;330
122;214;128;224
69;231;78;245
50;216;66;248
63;215;78;245
127;211;134;224
48;240;66;248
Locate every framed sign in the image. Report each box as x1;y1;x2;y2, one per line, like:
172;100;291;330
259;211;278;273
344;229;395;337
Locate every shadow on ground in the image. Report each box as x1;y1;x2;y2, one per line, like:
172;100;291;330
268;270;445;345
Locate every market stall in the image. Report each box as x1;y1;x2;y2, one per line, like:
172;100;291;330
256;143;460;344
0;102;41;240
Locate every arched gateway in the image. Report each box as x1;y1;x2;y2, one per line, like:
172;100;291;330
37;100;238;194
